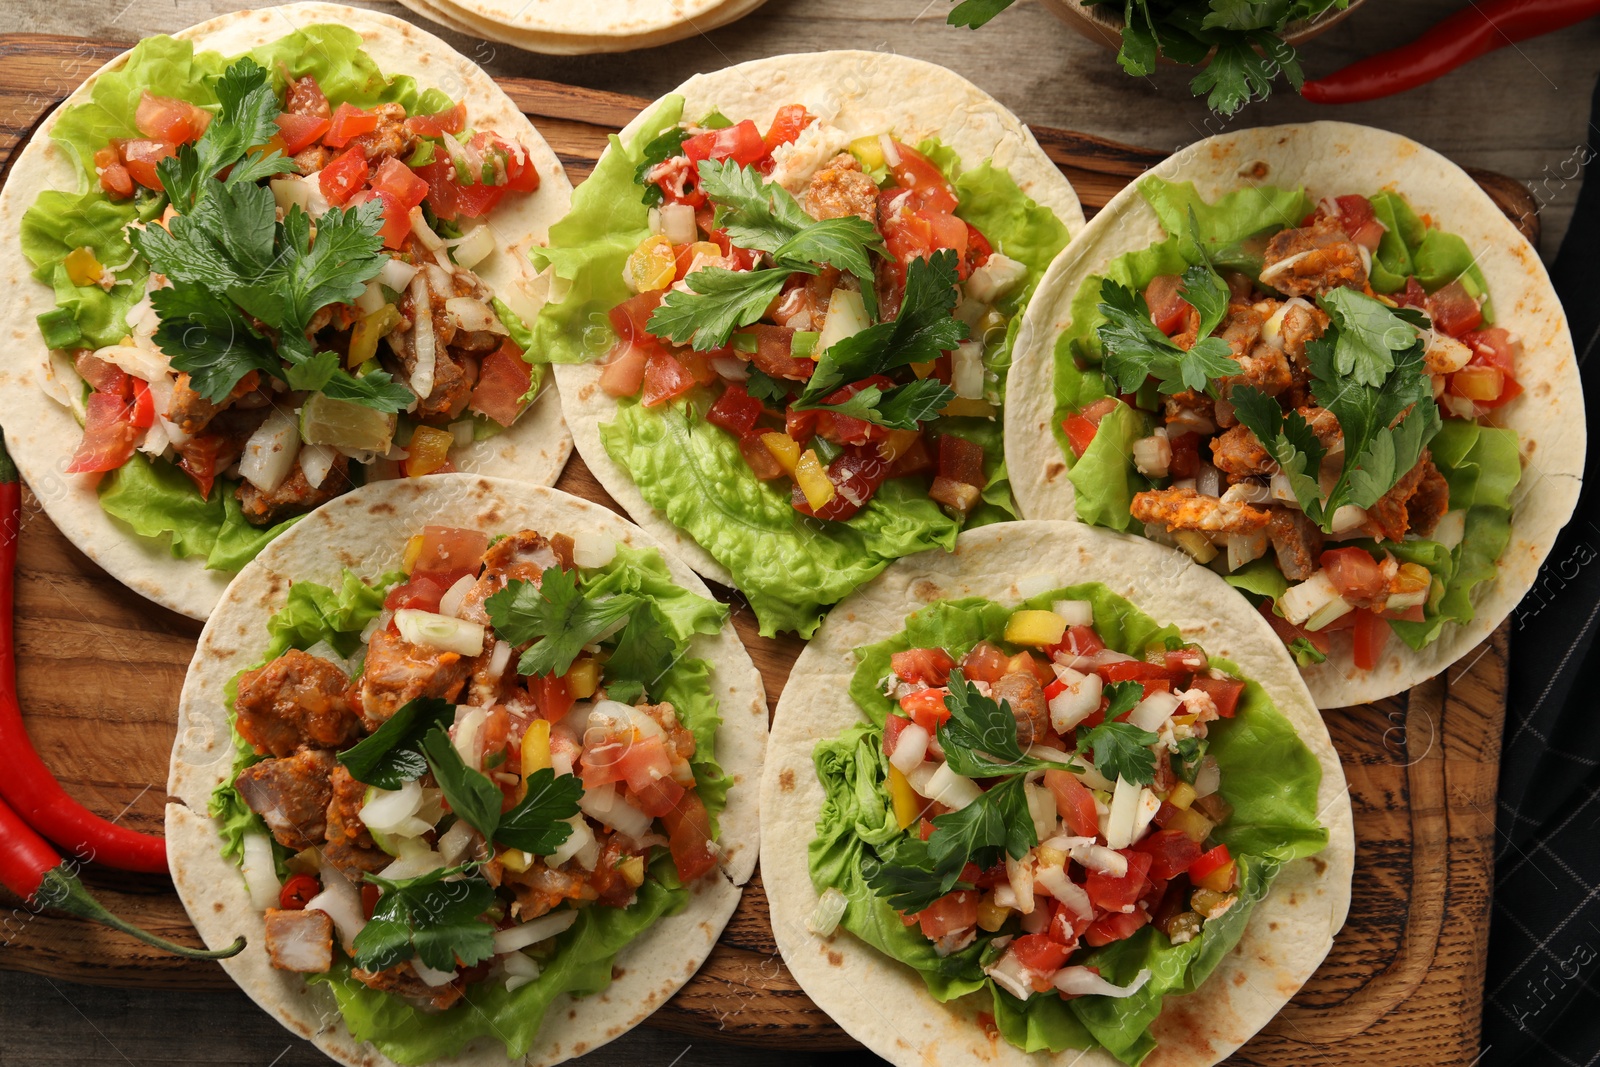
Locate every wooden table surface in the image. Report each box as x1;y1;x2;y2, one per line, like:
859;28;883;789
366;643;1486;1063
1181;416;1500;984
1;1;1597;1065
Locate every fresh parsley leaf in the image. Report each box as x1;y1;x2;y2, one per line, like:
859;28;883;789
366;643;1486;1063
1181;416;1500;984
1180;262;1230;339
947;0;1016;28
485;567;639;678
1096;280;1241;396
647;267;792;351
495;768;584;854
864;836;960;913
1189;30;1301;117
1076;720;1160;786
157;58;293;210
797;250;968;404
927;775;1037;870
419;727;505;843
320;365;417;413
351;865;496;973
633;126;690;207
1174;737;1208;784
771;216;881;288
1101;680;1145;721
1289;636;1327;666
148;283;280;403
1317;288;1428;388
283;349;339;393
743;367;790;405
602;605;677;704
935;671;1081;778
811;378;955;430
697;159;816;252
1230;385;1327;516
337;697;456;789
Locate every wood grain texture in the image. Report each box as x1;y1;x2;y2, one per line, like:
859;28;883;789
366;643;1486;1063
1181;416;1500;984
0;32;1524;1065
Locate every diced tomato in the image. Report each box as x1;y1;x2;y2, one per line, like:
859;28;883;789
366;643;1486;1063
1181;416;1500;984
126;378;155;430
1331;195;1384;250
1096;659;1171;684
1167;431;1200;478
745;325;816;381
1048;624;1106;661
1392;275;1429;311
502;144;541;193
889;143;959;215
913;890;979;939
1045;769;1101;838
1086;850;1153;913
886;434;933;478
683;120;767;166
384;574;447;614
599;340;650;398
97;146;134;199
762;104;813;151
469;339;533;427
173;434;225;499
1352;609;1390;672
411;525;489;587
1132;830;1202;880
960;641;1011;684
274;111;331;155
921;210;969;260
879;193;937;287
795;445;892;522
641;350;697;407
278;873;321;910
404;101;468;138
883;712;911;759
1062;396;1120;459
115;139;178;189
703;383;763;437
1186;675;1244;719
785;407;818;444
373;155;429;208
1010;933;1071;974
74;352;129;396
1459;327;1523;408
533;672;573;722
693;206;758;269
1084;909;1149;947
892;648;956;688
1143;275;1191;336
1188;844;1233;884
1320;546;1387;603
626;771;687;820
733;434;782;480
284;75;330;120
815;377;893;446
1427;280;1484;337
610;290;666;345
936;434;984;489
963;224;994;278
1047;897;1093;945
65;393;141;474
135;92;210;144
899;687;951;731
323;102;379;148
319;148;369;207
660;791;718;883
1008;652;1056;688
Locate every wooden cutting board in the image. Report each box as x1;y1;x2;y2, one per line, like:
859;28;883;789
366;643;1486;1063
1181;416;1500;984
0;34;1533;1065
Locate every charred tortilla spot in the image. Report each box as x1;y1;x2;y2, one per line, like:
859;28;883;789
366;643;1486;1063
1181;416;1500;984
368;501;395;515
827;950;843;966
1045;461;1065;480
779;769;795;792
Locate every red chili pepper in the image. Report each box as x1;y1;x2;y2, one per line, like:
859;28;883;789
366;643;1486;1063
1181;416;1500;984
1302;0;1600;104
0;431;167;873
0;793;242;959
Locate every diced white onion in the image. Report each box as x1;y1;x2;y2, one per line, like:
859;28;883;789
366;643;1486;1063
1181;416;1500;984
353;280;386;316
379;258;419;293
1196;461;1224;499
93;343;169;384
571;532;617;569
304;864;366;952
1226;530;1269;572
492;909;578;954
807;886;849;938
878;133;901;167
1222;481;1274;506
1052;600;1094;628
359;779;424;835
1127;690;1182;733
922;764;983;810
1005;853;1037;915
1104;777;1142;850
1280;571;1350;629
578;782;654;839
449;224;496;270
660;202;697;246
239;408;301;493
408;275;437;400
502;951;542;980
445;296;507;335
984;951;1033;1000
951;341;985;400
711;356;749;381
1074;763;1116;792
1047;668;1102;734
1193;757;1222;799
543;814;596;867
1131;430;1172;479
889;721;930;773
1053;966;1152;998
379;838;447;881
394;609;485;656
965;253;1027;304
270;176;313;215
1026;781;1058;843
1328;504;1369;534
412;957;457;986
1070;841;1129;878
453;706;487;770
437;819;479;866
439;574;476;619
408;206;444;251
1034;864;1092;918
240;833;281;912
1132;787;1162;844
647;205;663;235
816;288;869;354
485;640;512;682
1259;249;1316;284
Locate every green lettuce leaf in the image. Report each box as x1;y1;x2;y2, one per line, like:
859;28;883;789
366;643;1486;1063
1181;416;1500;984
1067;402;1151;533
1223;557;1290;603
310;855;688;1065
599;394;960;637
809;583;1327;1063
98;452;299;567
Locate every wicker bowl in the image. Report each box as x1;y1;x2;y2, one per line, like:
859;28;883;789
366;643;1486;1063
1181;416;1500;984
1040;0;1366;55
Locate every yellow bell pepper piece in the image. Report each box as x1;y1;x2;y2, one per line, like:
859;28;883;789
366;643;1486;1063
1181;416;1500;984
848;134;886;171
977;897;1012;933
795;449;835;510
617;854;646;888
940;397;996;418
887;763;921;830
567;658;600;700
521;719;552;777
498;848;535;873
760;432;800;475
909;360;935;379
624;234;676;293
348;303;401;368
64;247;104;288
405;425;455;478
1004;610;1067;648
1167;781;1198;811
402;534;424;574
877;428;920;463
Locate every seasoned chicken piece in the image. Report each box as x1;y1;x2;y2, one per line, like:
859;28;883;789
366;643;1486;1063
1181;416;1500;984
350;961;465;1011
292;144;332;174
1218;342;1294;401
1369;453;1448;542
1277;301;1330;366
1265;508;1324;581
237;452;351;527
1219;302;1264;357
234;747;334;851
346;102;416;164
1260;216;1368;298
1210;424;1274;479
804;153;878;225
1299;406;1343;451
1163;390;1216;437
263;907;333;973
1131;487;1271;534
991;671;1049;748
166;371;261;436
235;650;362;758
322;765;390;878
357;628;471;728
390;273;478;421
457;530;562;628
505;860;590;920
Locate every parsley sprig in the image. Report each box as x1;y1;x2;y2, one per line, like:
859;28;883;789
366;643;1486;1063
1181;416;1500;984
1096;273;1240;396
351;865;497;974
485;566;639;678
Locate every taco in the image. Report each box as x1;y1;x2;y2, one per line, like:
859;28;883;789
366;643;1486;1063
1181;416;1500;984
761;520;1353;1066
1004;122;1582;707
394;0;770;55
165;474;765;1066
530;51;1084;637
0;3;573;621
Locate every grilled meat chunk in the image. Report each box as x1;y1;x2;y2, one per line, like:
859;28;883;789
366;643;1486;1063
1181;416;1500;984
322;765;390;877
804;153;878;225
235;649;362;757
1261;216;1368;298
1265;508;1325;581
1131;486;1271;535
1369;452;1449;542
234;747;334;851
237;452;350;527
350;961;466;1011
1210;424;1274;479
357;628;472;729
345;102;416;164
263;907;334;973
991;671;1049;748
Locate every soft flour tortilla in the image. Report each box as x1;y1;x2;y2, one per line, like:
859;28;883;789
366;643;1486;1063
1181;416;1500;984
0;3;575;622
166;474;766;1067
556;51;1086;588
761;519;1355;1067
395;0;769;55
1004;121;1583;708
